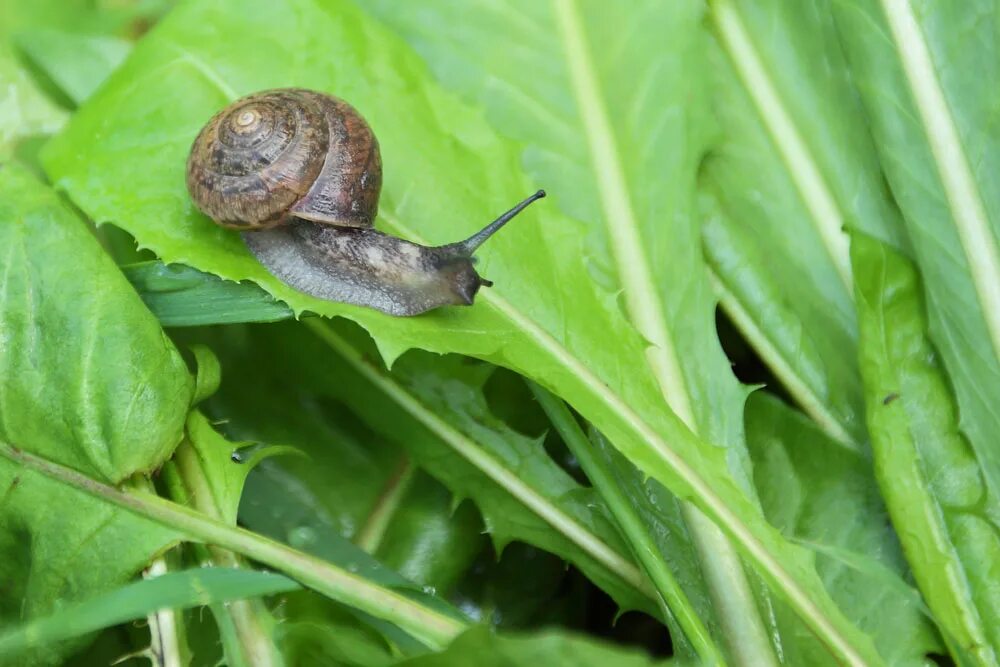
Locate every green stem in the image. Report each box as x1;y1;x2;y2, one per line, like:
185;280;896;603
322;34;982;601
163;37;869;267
172;441;282;667
131;475;187;667
0;442;466;650
355;458;416;554
142;555;184;667
530;383;725;666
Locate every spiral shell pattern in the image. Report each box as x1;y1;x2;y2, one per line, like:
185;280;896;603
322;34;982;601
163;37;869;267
186;88;381;230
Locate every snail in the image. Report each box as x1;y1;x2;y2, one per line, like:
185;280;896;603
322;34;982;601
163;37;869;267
185;88;545;316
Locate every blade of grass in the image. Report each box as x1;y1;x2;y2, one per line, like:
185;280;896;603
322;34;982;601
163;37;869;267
121;261;294;327
0;568;299;659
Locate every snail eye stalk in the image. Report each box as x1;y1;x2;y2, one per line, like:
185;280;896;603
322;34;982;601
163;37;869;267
444;190;547;257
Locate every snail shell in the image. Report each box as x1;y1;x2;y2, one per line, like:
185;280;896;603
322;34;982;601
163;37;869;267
186;88;380;230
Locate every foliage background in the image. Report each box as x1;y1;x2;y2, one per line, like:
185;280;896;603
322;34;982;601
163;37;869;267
0;0;998;666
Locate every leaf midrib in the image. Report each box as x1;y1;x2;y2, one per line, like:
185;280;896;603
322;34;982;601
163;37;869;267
879;0;1000;370
711;0;853;291
552;0;694;428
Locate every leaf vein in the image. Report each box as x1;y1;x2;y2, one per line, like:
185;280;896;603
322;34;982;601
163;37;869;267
879;0;1000;370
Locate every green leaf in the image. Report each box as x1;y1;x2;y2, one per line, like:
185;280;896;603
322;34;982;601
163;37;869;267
0;165;187;666
0;458;179;666
745;391;944;665
176;410;296;526
185;323;404;540
182;357;469;654
0;568;300;660
14;28;130;106
239;460;458;656
188;343;221;404
370;470;486;597
700;0;906;448
0;163;192;483
853;232;1000;666
40;1;882;661
0;0;168;132
0;44;66;158
197;321;547;600
832;0;1000;520
391;626;674;667
0;0;170;39
122;261;294;327
213;423;463;612
275;600;396;667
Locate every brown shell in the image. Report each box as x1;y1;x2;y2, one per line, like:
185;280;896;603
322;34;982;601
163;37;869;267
185;88;382;231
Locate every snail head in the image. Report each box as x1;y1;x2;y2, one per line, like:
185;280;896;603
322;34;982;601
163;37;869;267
433;189;546;305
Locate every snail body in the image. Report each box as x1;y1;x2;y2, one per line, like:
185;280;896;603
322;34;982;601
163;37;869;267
186;88;544;316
